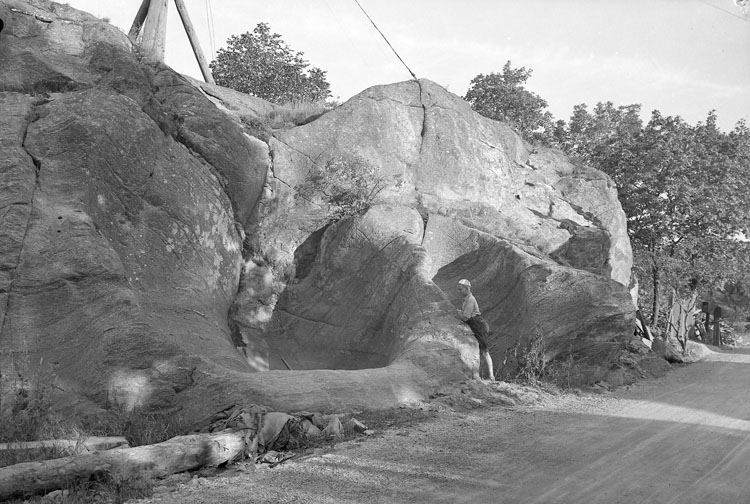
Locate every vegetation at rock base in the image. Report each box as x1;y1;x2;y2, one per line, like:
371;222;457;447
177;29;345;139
1;474;155;504
466;62;750;336
210;22;332;105
498;330;550;384
0;357;187;460
0;354;189;502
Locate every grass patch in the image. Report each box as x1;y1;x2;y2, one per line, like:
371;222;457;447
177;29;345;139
3;473;155;504
0;354;188;501
240;100;337;141
269;100;333;128
0;356;73;444
80;406;188;448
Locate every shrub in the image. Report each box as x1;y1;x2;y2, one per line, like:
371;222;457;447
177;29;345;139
0;355;70;444
502;330;549;384
296;154;386;221
240;115;272;142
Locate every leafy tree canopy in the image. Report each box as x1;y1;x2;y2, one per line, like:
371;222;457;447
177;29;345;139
210;22;331;104
465;60;750;329
563;103;750;325
464;61;553;142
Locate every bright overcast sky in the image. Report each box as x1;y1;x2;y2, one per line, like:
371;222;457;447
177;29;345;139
65;0;750;131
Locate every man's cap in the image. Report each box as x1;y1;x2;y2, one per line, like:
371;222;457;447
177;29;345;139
458;279;471;287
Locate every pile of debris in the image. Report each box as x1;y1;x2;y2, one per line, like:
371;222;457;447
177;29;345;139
0;404;373;500
200;404;374;466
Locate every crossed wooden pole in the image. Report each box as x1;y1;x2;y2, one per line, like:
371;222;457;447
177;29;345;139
128;0;215;84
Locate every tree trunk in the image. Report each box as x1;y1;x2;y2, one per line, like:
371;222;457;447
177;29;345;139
0;430;247;500
665;290;698;353
0;436;129;461
650;265;661;330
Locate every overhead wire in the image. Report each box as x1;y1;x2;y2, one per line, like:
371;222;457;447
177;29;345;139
353;0;418;81
205;0;217;58
697;0;750;22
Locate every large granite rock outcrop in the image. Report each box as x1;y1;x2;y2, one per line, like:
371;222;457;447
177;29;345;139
239;78;635;381
0;0;639;425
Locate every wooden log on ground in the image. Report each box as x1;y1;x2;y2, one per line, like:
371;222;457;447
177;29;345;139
0;430;248;500
0;436;129;460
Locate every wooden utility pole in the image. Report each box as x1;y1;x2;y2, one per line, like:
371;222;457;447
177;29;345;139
128;0;215;84
173;0;215;83
128;0;151;40
141;0;168;62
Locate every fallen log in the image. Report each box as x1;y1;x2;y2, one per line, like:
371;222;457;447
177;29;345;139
0;436;130;461
0;429;248;500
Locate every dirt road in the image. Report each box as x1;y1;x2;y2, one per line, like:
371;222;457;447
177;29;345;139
133;346;750;503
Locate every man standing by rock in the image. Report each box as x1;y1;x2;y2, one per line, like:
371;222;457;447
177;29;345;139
457;279;494;381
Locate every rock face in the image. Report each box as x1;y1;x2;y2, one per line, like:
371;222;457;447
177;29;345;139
243;79;635;381
0;0;637;424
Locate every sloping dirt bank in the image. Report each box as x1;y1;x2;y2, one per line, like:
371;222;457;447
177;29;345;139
130;345;750;504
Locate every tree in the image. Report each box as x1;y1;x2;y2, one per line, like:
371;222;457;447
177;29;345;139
463;65;750;333
210;22;331;104
464;61;554;143
564;102;643;163
712;277;750;324
565;105;750;330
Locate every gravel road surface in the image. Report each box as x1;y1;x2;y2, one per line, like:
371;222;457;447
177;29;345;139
130;346;750;503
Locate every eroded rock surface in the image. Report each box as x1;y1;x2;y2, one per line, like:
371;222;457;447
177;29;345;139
0;0;640;425
240;79;636;385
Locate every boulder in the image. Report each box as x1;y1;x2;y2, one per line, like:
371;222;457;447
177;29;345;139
240;79;635;383
0;0;637;426
0;0;252;416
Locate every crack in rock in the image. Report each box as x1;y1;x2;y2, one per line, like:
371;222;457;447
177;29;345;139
0;101;42;336
417;80;428;155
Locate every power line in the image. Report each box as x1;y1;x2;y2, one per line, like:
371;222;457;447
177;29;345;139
205;0;216;58
353;0;418;81
697;0;750;22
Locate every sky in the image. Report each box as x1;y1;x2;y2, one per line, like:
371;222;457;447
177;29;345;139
65;0;750;131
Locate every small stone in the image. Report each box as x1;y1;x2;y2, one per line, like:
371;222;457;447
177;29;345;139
322;416;343;438
345;418;368;433
301;418;322;437
43;490;62;501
